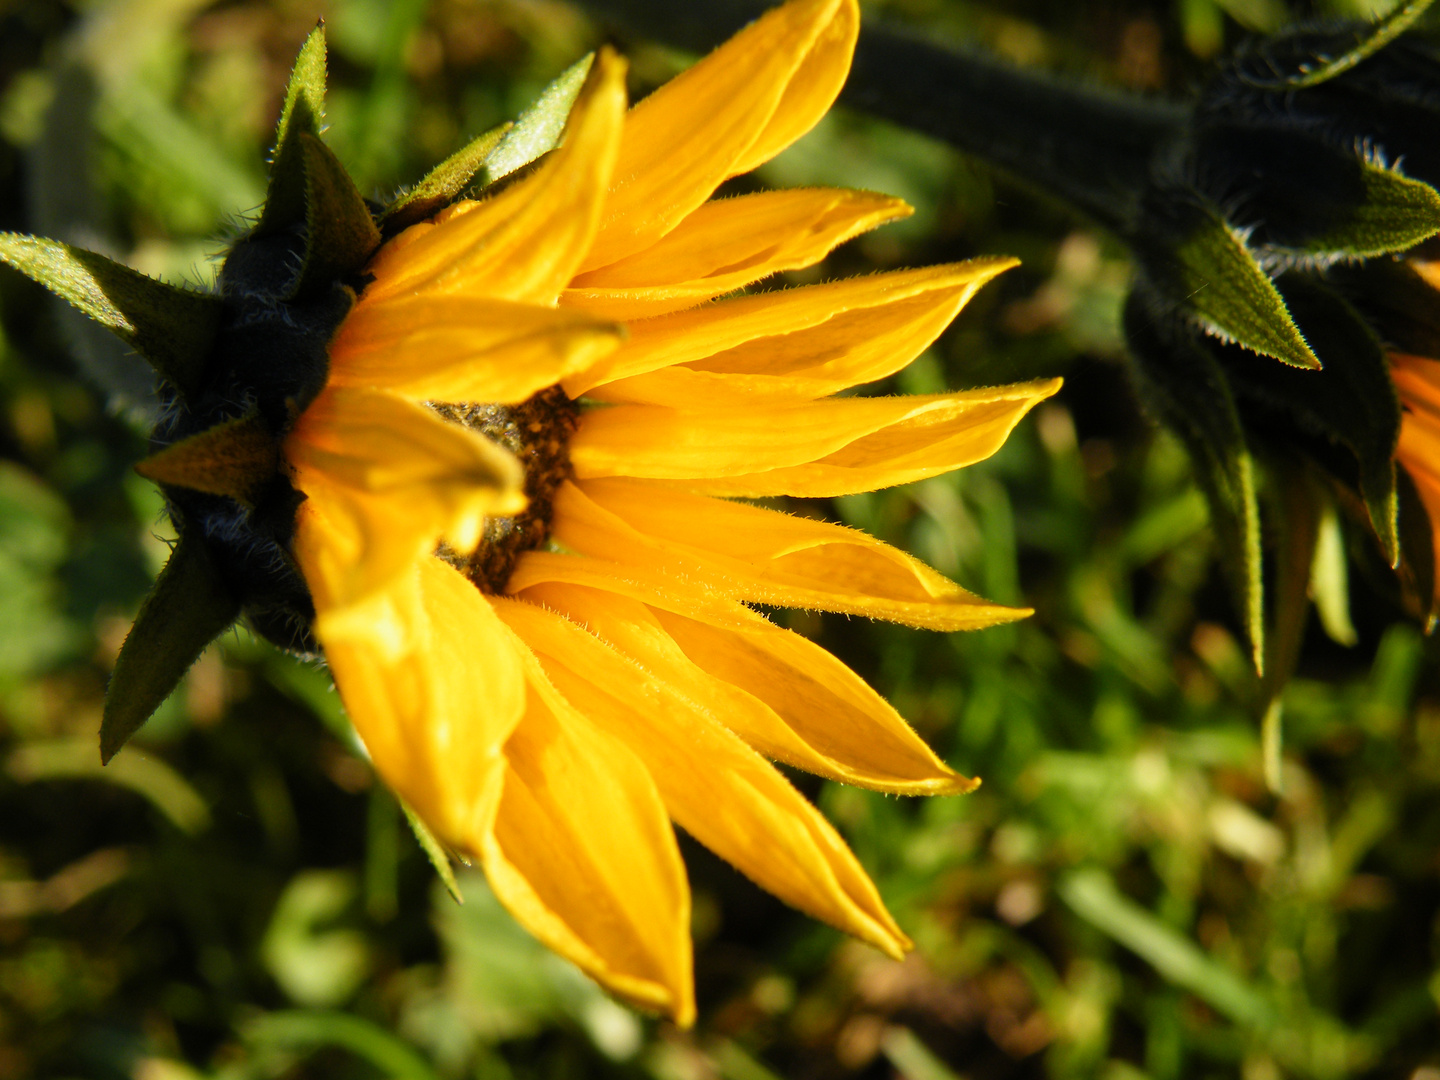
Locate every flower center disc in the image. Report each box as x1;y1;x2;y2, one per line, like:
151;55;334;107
432;387;580;593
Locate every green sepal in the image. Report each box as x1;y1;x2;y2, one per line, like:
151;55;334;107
1310;495;1360;647
134;413;279;507
1261;457;1320;697
1286;160;1440;260
0;233;221;399
476;53;595;187
1396;467;1437;628
399;798;463;904
1138;195;1321;370
257;22;328;236
379;123;511;235
1124;286;1265;670
290;133;381;298
102;534;241;764
1225;274;1402;566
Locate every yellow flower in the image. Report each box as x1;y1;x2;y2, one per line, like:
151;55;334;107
277;0;1058;1022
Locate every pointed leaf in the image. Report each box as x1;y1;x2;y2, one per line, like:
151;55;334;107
1124;286;1265;669
380;123;511;235
1284;159;1440;259
1196;126;1440;259
290;133;381;297
258;22;328;236
0;234;220;398
476;54;595;187
1310;162;1440;257
1222;273;1401;565
135;414;279;506
102;536;240;763
400;798;464;905
1138;195;1320;369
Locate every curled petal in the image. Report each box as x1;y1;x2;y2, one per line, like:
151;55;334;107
566;261;1016;396
495;593;910;957
512;578;973;796
286;386;524;611
557;479;1023;630
362;49;628;307
294;543;525;849
581;0;858;271
569;381;1062;496
480;636;694;1023
328;296;623;403
563;189;909;320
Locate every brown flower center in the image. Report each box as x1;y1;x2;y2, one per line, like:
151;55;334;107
431;386;580;593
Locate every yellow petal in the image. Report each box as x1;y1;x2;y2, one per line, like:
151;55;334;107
515;579;973;797
297;546;525;849
480;638;694;1023
564;261;1015;396
654;603;980;797
494;593;910;958
561;478;1023;630
328;296;623;403
286;387;525;610
508;550;758;629
563;189;909;320
569;381;1062;497
361;49;627;307
580;0;857;271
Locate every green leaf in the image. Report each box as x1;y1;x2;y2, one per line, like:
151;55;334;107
1125;286;1265;670
9;737;211;834
1224;273;1401;566
258;22;328;235
1058;868;1276;1027
102;535;240;764
399;798;463;904
243;1010;442;1080
1139;195;1320;369
290;132;381;297
477;53;595;187
379;122;511;234
0;234;221;399
1288;160;1440;259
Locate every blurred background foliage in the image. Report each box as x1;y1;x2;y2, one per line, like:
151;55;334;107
0;0;1438;1077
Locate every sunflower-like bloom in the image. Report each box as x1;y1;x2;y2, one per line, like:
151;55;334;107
284;0;1056;1019
0;0;1057;1022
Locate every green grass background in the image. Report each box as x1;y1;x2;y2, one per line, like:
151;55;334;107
0;0;1438;1076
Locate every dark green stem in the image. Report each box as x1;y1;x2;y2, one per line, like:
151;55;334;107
579;0;1186;234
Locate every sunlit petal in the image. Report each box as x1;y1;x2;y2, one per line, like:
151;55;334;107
362;49;627;306
565;261;1015;396
581;0;857;271
559;478;1024;629
328;296;623;402
286;387;525;609
570;381;1061;496
495;594;910;957
564;189;908;320
478;636;694;1022
295;540;525;848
